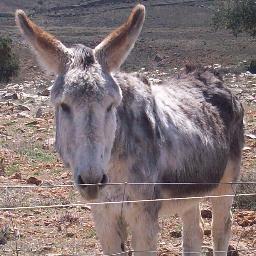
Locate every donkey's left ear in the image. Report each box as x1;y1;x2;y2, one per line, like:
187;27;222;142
15;10;70;75
94;4;145;72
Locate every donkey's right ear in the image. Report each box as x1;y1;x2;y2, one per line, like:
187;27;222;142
94;4;145;72
15;10;70;75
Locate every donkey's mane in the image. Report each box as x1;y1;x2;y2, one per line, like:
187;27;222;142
70;44;95;69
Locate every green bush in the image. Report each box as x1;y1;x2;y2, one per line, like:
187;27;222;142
0;37;19;83
213;0;256;37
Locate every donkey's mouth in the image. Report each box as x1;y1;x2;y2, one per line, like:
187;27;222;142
77;184;99;200
76;174;108;200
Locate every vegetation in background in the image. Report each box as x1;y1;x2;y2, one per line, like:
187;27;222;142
213;0;256;37
0;37;19;83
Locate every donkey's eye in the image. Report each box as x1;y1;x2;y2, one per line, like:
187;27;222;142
60;103;71;113
106;103;114;113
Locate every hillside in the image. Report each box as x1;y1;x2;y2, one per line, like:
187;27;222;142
0;0;256;80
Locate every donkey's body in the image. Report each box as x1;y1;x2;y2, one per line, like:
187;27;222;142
16;5;244;255
111;70;243;195
91;68;243;255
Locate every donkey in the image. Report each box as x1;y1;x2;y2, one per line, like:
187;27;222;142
16;4;244;256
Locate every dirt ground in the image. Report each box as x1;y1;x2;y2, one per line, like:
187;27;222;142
0;0;255;255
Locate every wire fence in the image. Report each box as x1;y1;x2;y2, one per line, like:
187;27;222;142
0;192;256;210
0;181;256;188
0;181;255;255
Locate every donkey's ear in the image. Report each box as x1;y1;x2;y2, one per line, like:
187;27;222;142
15;10;70;75
94;4;145;72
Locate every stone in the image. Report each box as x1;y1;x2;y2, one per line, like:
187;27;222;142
204;229;211;236
66;232;75;238
17;112;30;118
227;245;239;256
16;105;30;111
10;172;22;180
170;230;182;238
3;92;18;100
154;54;163;62
201;209;212;219
38;87;51;96
25;120;38;126
42;137;55;150
35;107;44;118
26;177;42;186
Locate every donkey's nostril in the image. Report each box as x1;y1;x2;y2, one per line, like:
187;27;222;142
78;175;86;186
101;174;108;184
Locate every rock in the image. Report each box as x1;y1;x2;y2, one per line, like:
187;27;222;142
245;133;256;139
16;105;30;111
237;219;250;227
10;172;21;180
204;229;211;236
201;246;213;255
154;54;163;62
0;91;7;97
0;236;7;245
66;232;75;238
35;107;44;118
201;209;212;219
26;177;42;186
38;88;50;96
81;205;91;210
243;146;251;151
248;60;256;74
25;120;38;126
0;158;5;176
60;172;69;179
170;230;182;238
44;221;50;226
17;112;30;118
41;246;52;252
3;92;18;100
42;137;55;150
227;245;239;256
37;128;47;133
213;64;222;69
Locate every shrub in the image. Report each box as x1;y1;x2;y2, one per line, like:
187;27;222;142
213;0;256;37
0;37;19;83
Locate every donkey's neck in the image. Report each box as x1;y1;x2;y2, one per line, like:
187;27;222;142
109;72;160;182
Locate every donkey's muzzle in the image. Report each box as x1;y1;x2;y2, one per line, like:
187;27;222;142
77;173;108;200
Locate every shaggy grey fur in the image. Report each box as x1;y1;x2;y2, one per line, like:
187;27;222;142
111;66;244;198
52;44;244;198
17;4;244;254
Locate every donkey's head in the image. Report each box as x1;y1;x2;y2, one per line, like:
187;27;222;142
16;5;145;200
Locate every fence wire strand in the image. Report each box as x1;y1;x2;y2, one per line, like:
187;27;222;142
0;192;255;211
0;181;256;189
1;182;255;255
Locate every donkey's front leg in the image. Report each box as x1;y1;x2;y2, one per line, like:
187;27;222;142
127;204;159;256
181;202;204;256
91;205;128;255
